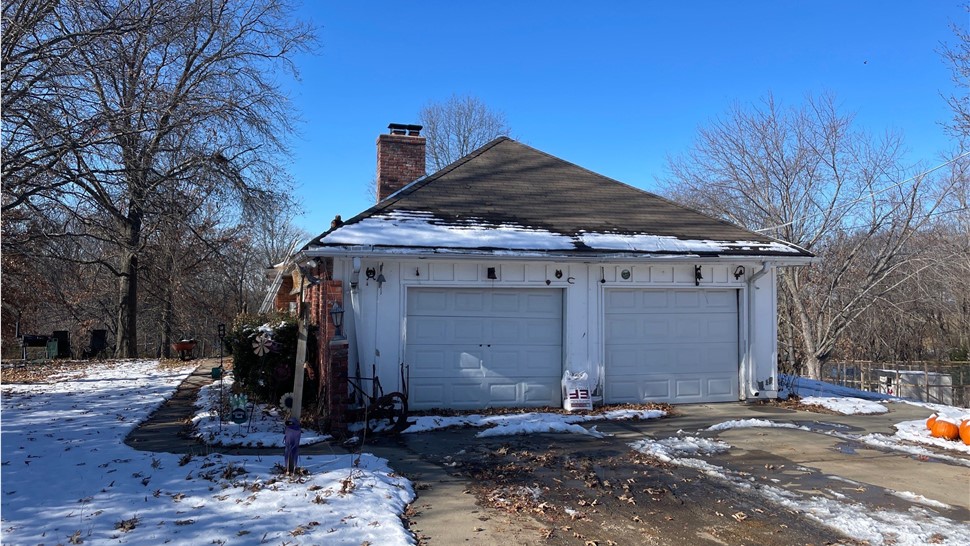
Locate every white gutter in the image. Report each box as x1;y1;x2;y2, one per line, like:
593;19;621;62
748;261;771;289
303;247;816;266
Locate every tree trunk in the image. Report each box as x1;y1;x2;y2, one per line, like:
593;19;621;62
114;209;142;358
161;288;173;359
803;353;823;383
783;272;824;380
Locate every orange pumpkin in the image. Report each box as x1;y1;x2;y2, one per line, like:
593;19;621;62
926;414;938;431
930;417;960;440
960;419;970;446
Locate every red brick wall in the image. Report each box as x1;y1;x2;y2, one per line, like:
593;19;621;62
306;273;348;434
274;275;296;314
376;132;425;201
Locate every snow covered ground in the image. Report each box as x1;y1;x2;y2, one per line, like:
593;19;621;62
0;361;414;545
799;395;889;414
404;408;665;438
782;373;970;455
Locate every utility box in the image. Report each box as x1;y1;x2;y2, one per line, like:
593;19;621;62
875;369;953;405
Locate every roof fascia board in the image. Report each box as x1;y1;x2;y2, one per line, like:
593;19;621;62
303;247;816;266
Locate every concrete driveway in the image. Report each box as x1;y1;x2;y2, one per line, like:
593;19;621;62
362;402;970;545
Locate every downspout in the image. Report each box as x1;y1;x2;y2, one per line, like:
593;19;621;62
748;261;770;288
745;261;774;398
349;257;363;399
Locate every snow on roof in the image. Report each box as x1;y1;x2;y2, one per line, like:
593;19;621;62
577;231;804;254
322;210;574;250
317;210;808;256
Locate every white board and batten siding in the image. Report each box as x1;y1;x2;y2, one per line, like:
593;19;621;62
337;259;776;411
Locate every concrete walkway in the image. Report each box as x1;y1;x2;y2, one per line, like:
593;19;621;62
125;363;215;454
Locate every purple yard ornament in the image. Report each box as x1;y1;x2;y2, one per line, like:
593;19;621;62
284;418;301;474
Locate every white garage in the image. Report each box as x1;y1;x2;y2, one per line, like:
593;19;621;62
404;287;563;410
604;288;740;404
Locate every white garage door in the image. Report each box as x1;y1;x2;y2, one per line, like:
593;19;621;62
605;289;739;404
405;288;563;410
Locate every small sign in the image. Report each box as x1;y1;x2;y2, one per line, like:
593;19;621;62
564;388;592;411
231;408;248;424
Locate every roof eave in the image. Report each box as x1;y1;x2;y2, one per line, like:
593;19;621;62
303;245;815;265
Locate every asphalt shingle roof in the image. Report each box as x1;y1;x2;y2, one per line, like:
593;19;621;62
308;137;811;258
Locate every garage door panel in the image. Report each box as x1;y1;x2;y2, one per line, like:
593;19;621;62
609;378;671;403
706;319;736;341
410;317;450;342
675;379;702;397
408;347;484;376
487;383;518;404
450;382;488;407
523;381;556;403
486;347;561;376
673;290;701;308
705;290;737;308
490;321;520;343
455;291;486;312
524;319;563;344
411;383;446;407
407;288;563;410
605;290;637;310
642;290;670;309
605;289;739;404
409;290;449;313
707;377;735;396
605;317;638;341
491;292;520;313
673;318;701;340
452;318;486;341
525;293;562;314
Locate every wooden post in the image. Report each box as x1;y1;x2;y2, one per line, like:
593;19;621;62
291;276;311;421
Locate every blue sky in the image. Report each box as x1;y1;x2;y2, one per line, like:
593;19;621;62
283;1;967;235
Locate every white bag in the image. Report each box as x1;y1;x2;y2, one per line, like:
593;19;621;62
562;370;592;412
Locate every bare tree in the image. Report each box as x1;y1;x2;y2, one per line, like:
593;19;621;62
419;94;511;171
1;0;314;357
663;94;952;380
940;6;970;141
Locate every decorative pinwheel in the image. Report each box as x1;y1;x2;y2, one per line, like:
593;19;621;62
252;333;273;356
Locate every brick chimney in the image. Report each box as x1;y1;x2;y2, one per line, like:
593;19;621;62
376;123;425;201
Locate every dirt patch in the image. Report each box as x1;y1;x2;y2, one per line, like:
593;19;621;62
427;433;861;546
0;358;224;384
1;359;99;383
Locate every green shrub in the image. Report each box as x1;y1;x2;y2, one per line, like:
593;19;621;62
226;313;317;406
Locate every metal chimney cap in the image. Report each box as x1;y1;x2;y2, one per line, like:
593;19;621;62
387;123;422;136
